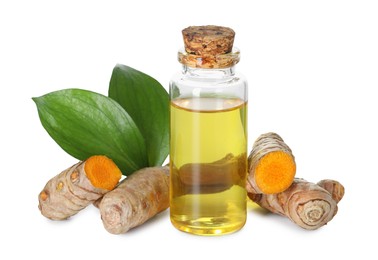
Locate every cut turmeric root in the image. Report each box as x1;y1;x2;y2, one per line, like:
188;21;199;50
38;155;122;220
99;166;170;234
249;178;345;230
247;132;296;194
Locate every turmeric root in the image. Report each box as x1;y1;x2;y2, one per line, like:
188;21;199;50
38;155;122;220
317;179;345;203
179;154;241;186
247;132;296;194
99;166;169;234
248;178;345;230
173;153;246;195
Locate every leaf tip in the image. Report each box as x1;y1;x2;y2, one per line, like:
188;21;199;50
32;96;40;104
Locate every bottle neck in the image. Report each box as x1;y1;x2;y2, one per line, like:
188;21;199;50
182;65;236;80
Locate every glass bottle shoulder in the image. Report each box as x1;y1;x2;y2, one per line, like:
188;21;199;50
170;68;247;89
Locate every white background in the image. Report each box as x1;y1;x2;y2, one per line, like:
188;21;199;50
1;0;377;259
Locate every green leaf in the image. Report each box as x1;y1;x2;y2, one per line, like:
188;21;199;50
33;88;148;175
109;64;169;166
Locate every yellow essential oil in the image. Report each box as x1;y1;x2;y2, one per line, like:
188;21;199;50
170;97;247;235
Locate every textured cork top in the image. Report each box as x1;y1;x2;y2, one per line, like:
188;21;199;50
182;25;235;56
179;25;239;69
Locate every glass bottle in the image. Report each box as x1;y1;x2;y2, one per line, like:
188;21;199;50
169;25;248;235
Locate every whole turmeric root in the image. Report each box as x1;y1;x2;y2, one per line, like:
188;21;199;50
248;178;345;230
38;155;122;220
99;166;170;234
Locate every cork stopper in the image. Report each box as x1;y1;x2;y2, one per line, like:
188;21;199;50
182;25;235;56
179;25;239;69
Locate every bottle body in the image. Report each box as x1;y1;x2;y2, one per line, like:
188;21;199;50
169;66;248;235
